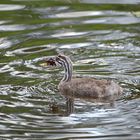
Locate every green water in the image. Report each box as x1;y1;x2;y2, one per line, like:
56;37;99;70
0;0;140;139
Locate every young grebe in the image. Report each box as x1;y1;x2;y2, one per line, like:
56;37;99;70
41;54;123;100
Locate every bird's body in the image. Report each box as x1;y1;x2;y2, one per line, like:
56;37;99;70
42;54;123;101
58;78;122;99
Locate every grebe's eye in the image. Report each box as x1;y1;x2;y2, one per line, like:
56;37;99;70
56;56;60;61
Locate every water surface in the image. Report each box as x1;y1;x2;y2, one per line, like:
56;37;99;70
0;0;140;139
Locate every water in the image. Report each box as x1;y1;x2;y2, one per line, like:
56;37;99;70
0;0;140;139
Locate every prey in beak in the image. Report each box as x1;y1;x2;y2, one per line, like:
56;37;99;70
40;57;56;67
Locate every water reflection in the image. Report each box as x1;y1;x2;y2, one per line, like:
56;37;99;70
0;38;12;49
0;24;44;31
59;95;117;116
0;4;25;11
64;0;140;4
7;45;55;55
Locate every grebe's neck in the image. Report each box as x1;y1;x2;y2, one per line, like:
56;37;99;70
61;57;73;82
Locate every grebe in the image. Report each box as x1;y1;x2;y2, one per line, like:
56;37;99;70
41;54;123;101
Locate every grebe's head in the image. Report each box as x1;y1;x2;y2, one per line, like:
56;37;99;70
40;54;72;68
40;54;73;82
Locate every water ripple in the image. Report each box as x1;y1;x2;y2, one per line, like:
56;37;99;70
89;30;137;41
55;11;103;18
6;44;55;55
0;24;44;31
0;4;25;11
79;0;140;4
0;38;12;49
83;16;140;25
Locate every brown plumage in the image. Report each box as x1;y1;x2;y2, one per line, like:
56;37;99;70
59;78;122;99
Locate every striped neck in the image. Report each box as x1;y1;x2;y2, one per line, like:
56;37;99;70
61;57;73;82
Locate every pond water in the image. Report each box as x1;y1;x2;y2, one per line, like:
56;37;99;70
0;0;140;139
